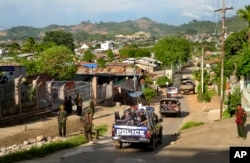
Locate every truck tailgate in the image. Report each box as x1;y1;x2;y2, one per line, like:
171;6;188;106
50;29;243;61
112;125;149;143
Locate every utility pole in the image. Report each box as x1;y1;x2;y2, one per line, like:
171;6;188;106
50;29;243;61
215;1;233;120
133;60;136;92
201;46;204;95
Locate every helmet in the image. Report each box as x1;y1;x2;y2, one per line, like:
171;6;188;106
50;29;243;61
139;108;144;113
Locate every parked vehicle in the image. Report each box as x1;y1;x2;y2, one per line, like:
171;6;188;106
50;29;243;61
179;78;195;94
166;86;179;98
159;98;181;117
112;106;163;151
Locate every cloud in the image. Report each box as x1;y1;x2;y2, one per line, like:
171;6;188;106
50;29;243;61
0;0;248;28
182;11;199;20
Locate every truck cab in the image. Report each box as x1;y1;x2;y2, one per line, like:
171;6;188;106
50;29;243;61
179;78;195;94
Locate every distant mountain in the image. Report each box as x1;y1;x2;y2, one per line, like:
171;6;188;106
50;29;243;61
0;16;247;41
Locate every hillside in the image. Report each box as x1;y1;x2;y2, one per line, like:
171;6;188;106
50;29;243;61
0;16;248;41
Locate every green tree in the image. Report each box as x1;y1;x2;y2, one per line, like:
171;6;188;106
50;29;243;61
135;48;151;58
107;49;114;62
119;46;151;58
156;76;171;87
9;42;20;53
97;58;106;68
21;37;36;53
192;69;210;83
237;5;250;28
82;50;95;62
119;46;137;58
236;45;250;76
237;5;250;42
153;36;191;66
19;58;39;75
224;29;248;57
36;46;77;80
143;87;156;104
35;41;56;53
43;30;75;52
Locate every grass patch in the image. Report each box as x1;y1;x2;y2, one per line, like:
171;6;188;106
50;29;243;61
94;124;108;136
0;135;86;163
208;89;216;97
180;121;204;131
0;124;108;163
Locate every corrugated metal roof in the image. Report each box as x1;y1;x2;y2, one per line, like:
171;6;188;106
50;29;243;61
0;63;22;66
204;59;221;64
17;53;33;58
76;66;139;76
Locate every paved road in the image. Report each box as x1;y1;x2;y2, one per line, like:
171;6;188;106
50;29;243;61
19;66;250;163
19;98;250;163
19;95;190;163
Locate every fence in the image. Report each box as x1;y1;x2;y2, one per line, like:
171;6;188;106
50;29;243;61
242;81;250;112
51;81;92;110
0;78;114;117
0;81;15;116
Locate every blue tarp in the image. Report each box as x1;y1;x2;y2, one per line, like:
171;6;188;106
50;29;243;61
82;63;97;68
128;91;143;97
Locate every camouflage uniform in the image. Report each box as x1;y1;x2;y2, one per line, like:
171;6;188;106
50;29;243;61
74;95;82;116
81;114;93;141
88;100;95;119
57;105;67;137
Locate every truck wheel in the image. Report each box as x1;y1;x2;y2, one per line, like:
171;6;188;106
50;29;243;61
160;113;164;118
158;130;163;144
176;111;181;117
149;136;156;151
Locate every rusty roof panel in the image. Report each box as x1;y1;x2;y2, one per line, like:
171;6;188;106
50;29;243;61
76;66;138;76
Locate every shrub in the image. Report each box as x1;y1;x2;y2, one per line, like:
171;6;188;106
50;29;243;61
156;76;171;87
223;109;231;119
143;87;156;104
224;87;241;117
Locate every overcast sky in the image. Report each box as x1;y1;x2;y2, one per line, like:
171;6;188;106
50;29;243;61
0;0;249;29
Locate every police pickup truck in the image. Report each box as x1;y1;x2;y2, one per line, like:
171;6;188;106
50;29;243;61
112;106;163;151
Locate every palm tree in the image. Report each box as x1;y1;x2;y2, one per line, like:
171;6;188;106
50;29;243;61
21;37;36;52
237;5;250;42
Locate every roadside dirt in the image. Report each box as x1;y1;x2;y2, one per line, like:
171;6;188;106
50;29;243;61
0;90;220;149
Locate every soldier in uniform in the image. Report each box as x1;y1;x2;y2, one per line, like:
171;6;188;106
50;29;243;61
137;109;147;126
74;95;83;116
57;104;67;137
116;110;133;125
88;99;95;119
80;113;93;142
